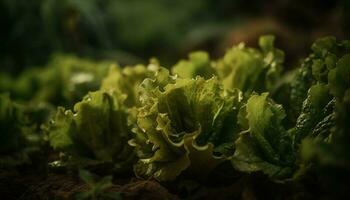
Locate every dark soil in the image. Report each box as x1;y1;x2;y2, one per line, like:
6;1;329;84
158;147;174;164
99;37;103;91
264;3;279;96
0;170;177;200
0;167;345;200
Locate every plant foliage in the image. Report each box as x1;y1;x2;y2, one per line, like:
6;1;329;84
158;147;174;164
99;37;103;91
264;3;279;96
1;35;350;198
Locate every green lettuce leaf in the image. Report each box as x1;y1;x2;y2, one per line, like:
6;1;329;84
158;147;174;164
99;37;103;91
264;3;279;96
328;54;350;98
298;45;350;193
301;53;350;167
0;93;42;167
289;37;347;123
215;35;283;96
101;60;160;107
231;93;295;179
47;90;134;171
38;54;113;105
172;51;215;79
130;71;242;181
289;61;314;123
0;93;28;154
2;54;113;106
293;84;334;144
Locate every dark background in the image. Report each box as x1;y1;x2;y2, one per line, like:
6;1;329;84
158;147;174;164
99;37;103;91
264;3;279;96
1;0;349;74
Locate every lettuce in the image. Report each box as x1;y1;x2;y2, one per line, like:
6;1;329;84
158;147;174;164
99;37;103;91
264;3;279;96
47;90;134;171
1;54;113;106
172;51;215;79
130;69;242;181
293;84;333;144
101;60;160;107
0;94;28;154
2;35;350;198
215;35;283;96
302;54;350;168
231;93;295;179
289;37;345;122
299;53;350;193
0;94;42;167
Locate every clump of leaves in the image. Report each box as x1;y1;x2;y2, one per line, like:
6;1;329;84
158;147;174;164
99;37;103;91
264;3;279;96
172;51;215;79
101;60;161;107
130;68;242;181
2;34;350;199
215;35;284;96
295;37;350;159
0;93;44;167
300;50;350;193
231;93;296;179
1;54;113;106
76;169;122;200
229;37;349;181
46;90;135;172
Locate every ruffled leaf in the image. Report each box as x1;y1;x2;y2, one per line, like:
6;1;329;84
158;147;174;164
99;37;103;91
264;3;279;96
47;90;135;171
231;93;295;179
215;35;283;96
294;84;333;144
101;62;157;107
0;93;42;167
130;72;242;181
172;51;215;79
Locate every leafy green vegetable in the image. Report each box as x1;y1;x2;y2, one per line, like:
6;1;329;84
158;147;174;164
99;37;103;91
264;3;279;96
101;60;160;107
215;35;283;96
1;54;113;106
0;94;28;154
288;40;350;197
302;54;350;168
289;37;347;123
0;93;42;167
76;169;122;200
47;90;134;171
231;93;295;179
130;70;242;181
289;60;314;123
293;84;333;144
2;34;350;199
172;51;215;79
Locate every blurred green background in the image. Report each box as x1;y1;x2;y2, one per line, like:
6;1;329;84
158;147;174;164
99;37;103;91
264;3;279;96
1;0;349;74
